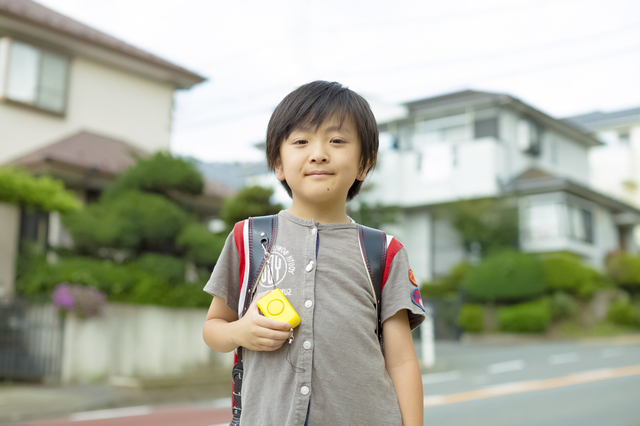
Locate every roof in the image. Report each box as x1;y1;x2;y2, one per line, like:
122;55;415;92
507;169;640;223
0;0;206;89
562;106;640;132
392;89;602;148
9;131;233;200
10;130;146;176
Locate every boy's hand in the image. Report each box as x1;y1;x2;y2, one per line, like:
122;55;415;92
236;291;292;351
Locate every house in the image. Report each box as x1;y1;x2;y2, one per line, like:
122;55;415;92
563;106;640;249
0;0;230;303
358;90;640;284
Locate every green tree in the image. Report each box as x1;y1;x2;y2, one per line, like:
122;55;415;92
437;197;518;256
62;153;222;266
0;167;80;212
219;185;283;231
347;201;400;229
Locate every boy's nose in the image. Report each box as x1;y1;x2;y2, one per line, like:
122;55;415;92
309;146;329;163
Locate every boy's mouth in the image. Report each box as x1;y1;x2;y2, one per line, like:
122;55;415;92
305;171;333;176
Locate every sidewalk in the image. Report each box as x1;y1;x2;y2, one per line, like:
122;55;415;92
0;378;231;424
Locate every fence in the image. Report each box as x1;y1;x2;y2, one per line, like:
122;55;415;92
0;299;63;381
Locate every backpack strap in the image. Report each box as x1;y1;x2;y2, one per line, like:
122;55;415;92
357;226;405;347
357;225;387;346
231;214;278;424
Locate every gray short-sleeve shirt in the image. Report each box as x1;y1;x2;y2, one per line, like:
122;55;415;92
204;211;425;426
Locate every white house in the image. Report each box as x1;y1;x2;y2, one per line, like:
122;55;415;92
563;107;640;249
0;0;230;303
359;90;640;284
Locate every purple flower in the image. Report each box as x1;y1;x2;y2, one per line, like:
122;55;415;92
51;283;107;319
52;284;74;309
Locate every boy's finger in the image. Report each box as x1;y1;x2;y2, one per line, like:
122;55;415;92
252;291;271;305
256;314;291;331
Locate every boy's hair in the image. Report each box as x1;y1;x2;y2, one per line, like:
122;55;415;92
266;80;378;201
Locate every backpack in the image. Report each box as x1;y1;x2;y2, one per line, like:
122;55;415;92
229;214;403;424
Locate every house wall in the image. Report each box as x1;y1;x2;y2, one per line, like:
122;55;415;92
0;56;174;165
363;139;500;207
519;192;621;270
0;202;19;304
58;303;233;384
497;110;590;186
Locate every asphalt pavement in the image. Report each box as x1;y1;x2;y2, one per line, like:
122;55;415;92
2;333;639;425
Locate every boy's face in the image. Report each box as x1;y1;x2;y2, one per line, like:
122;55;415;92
275;115;367;207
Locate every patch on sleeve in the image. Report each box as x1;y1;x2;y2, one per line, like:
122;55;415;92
411;288;425;312
408;269;418;287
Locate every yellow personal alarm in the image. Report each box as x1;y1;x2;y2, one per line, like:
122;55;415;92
257;289;300;329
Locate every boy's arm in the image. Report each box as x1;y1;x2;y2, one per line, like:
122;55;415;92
203;292;291;353
383;309;424;426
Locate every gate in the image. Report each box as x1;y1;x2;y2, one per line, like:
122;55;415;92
0;299;63;381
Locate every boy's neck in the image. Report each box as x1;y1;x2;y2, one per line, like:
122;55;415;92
287;200;351;224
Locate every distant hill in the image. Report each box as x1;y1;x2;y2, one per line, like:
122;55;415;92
194;160;269;190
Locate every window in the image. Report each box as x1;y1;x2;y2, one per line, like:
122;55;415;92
416;114;472;144
524;203;562;241
517;118;543;156
567;205;594;243
474;117;499;139
618;130;630;145
3;39;69;114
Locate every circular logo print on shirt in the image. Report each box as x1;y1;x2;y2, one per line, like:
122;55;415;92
408;269;418;287
259;251;288;288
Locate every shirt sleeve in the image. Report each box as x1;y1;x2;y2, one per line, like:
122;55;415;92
203;230;240;313
380;245;426;330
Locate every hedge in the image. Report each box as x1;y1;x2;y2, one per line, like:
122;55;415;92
17;250;211;308
461;250;546;303
457;304;484;333
498;299;552;333
606;300;640;329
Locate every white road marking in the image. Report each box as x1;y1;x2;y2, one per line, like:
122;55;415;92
422;370;461;384
548;352;580;365
487;359;525;374
71;406;151;421
600;347;624;358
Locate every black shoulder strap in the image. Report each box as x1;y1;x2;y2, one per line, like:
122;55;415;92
232;214;278;424
358;225;387;346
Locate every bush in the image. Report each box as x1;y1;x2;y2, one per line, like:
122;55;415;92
457;304;484;333
176;222;225;266
605;251;640;289
0;166;81;212
606;300;640;329
541;252;606;297
421;263;466;296
17;253;211;308
461;250;545;303
136;253;186;285
549;291;578;321
498;299;552;333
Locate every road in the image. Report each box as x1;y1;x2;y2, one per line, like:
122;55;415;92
15;336;640;426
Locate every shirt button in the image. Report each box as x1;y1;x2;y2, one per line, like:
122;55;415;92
310;227;317;235
301;386;310;395
303;341;311;350
305;300;313;308
305;261;315;272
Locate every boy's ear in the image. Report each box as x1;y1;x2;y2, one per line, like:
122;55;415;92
356;161;371;181
274;158;286;182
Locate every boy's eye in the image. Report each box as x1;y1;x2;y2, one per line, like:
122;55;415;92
292;139;308;145
330;139;346;144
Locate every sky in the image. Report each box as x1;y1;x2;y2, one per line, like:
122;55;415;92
37;0;640;163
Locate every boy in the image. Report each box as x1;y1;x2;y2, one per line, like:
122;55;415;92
203;81;425;426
